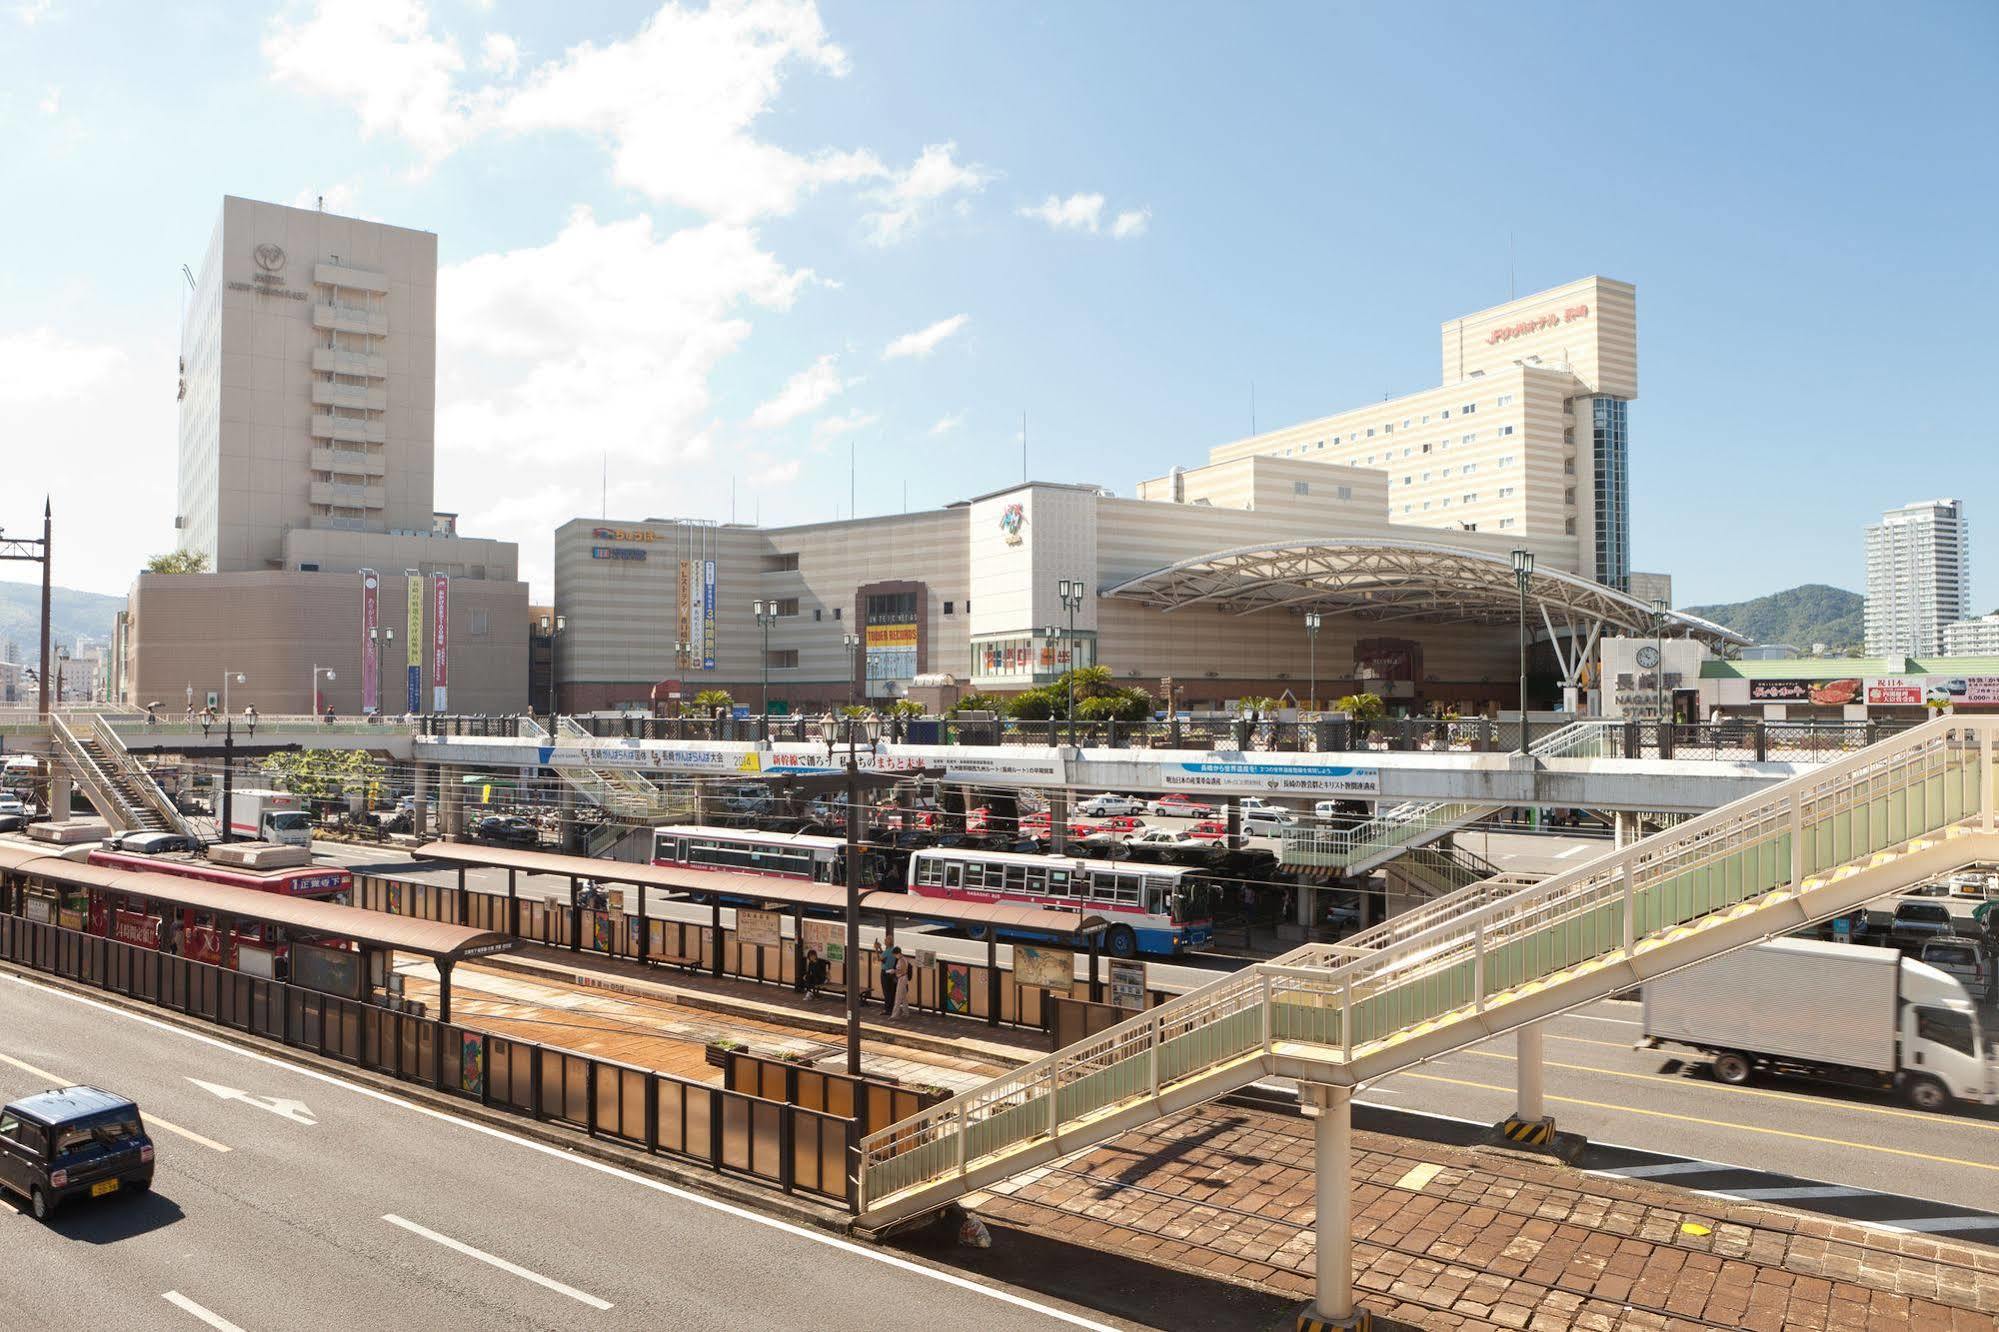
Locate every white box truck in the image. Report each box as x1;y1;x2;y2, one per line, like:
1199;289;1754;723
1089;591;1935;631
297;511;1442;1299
1641;937;1998;1113
227;789;312;847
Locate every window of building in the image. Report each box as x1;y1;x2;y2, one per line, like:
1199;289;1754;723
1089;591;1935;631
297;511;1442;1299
299;562;320;572
1294;480;1310;495
1401;504;1412;514
1500;425;1516;437
1402;446;1412;457
1463;522;1477;531
1441;408;1451;419
469;610;489;637
1564;459;1575;475
1421;500;1430;510
1421;414;1430;424
1565;517;1577;535
1421;471;1431;482
1462;493;1477;504
764;553;800;572
1496;394;1514;407
1498;486;1515;498
1564;488;1576;505
1564;428;1575;444
1440;497;1450;507
1499;517;1515;529
813;608;822;621
1461;403;1477;414
1336;485;1352;500
1366;455;1374;465
1403;476;1412;486
1463;462;1477;474
766;649;799;669
1365;428;1375;437
832;607;842;620
774;597;800;617
1500;455;1515;467
1421;442;1431;454
1382;423;1394;434
1402;419;1412;428
943;600;955;614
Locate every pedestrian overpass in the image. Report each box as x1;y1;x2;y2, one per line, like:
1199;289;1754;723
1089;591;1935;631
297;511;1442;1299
854;716;1998;1327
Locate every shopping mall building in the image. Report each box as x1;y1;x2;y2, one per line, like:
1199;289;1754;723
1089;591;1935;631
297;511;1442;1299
554;277;1724;715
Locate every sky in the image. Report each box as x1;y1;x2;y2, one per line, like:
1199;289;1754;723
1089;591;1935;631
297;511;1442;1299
2;0;1994;612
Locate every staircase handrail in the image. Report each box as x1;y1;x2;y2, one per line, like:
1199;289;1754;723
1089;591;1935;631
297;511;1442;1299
90;716;195;838
858;714;1990;1209
47;714;130;826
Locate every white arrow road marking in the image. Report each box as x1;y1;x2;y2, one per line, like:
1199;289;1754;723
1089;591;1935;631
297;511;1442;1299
0;1049;229;1152
186;1078;317;1125
383;1214;613;1310
163;1291;248;1331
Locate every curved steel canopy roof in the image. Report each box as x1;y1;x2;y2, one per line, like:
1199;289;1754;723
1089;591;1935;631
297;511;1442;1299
1101;539;1747;646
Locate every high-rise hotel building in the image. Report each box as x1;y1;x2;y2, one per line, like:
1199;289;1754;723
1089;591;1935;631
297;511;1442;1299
1201;276;1638;591
176;195;438;572
1865;499;1970;657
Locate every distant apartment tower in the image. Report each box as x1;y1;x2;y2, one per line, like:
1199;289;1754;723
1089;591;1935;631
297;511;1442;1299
176;196;438;572
1864;499;1969;656
1943;613;1999;656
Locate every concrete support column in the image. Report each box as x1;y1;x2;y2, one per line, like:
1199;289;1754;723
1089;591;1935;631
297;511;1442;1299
49;773;71;821
1613;810;1642;849
1516;1021;1546;1123
1296;880;1315;929
557;782;577;855
1049;789;1069;855
1304;1083;1361;1328
413;763;430;840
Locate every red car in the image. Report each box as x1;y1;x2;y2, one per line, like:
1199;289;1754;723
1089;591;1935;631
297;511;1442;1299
1185;820;1232;842
1093;815;1147;837
1147;793;1217;819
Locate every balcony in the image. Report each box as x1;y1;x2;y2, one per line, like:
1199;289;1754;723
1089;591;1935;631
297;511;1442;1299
311;303;388;336
310;481;386;509
309;413;387;444
311;347;388;378
312;262;391;294
310;447;386;477
310;381;388;411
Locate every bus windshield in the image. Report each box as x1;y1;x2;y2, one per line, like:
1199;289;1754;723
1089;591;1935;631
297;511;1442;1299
1172;882;1215;924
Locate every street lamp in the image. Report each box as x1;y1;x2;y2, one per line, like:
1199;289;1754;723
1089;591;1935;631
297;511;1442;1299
222;670;246;720
366;626;396;717
1652;598;1670;728
843;631;860;707
311;665;337;717
1510;549;1534;756
752;600;780;726
1303;611;1322;712
1055;578;1086;744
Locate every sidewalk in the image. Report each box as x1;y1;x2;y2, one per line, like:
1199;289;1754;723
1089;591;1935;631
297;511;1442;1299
970;1101;1999;1331
401;947;1016;1093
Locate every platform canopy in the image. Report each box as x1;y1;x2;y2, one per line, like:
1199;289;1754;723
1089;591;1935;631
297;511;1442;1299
1102;539;1746;648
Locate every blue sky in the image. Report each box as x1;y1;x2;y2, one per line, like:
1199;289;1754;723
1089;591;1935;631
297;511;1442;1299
2;0;1993;611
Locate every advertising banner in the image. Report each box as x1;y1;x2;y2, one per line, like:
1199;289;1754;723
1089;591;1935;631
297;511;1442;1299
1108;959;1148;1011
112;909;159;950
432;573;450;712
1154;758;1380;797
1929;676;1999;706
802;919;845;964
360;569;380;714
685;560;705;673
460;1032;485;1096
861;743;1066;785
1748;677;1859;706
1864;676;1926;707
405;570;423;713
943;962;973;1015
703;560;717;669
736;908;783;948
865;623;918;649
1014;944;1076;992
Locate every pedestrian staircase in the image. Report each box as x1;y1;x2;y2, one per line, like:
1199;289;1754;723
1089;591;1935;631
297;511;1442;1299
545;716;692;826
1384;840;1508;900
857;716;1997;1228
48;714;194;838
1280;720;1606;875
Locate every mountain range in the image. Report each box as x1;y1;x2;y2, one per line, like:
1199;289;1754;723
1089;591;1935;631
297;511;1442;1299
1681;584;1867;653
0;579;125;662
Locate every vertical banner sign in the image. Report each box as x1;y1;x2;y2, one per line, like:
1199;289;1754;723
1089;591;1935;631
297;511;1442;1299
703;559;717;670
360;569;381;714
432;573;450;712
676;558;692;669
405;570;423;713
684;559;705;674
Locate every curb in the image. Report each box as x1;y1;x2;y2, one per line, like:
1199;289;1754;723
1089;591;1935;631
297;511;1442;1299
0;960;857;1237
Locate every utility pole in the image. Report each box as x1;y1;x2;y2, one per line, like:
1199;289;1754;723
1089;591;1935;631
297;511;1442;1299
843;720;863;1076
1511;549;1534;756
0;501;53;718
221;718;235;844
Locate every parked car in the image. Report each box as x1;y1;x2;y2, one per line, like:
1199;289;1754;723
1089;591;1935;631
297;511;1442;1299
1093;815;1148;839
1128;827;1197;850
1890;900;1958;948
1147;793;1216;819
1185;820;1232;842
473;815;540;847
1919;937;1990;994
1076;793;1147;818
0;1086;155;1221
1241;807;1299;835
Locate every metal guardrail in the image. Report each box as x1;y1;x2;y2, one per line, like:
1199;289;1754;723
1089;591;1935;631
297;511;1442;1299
856;716;1993;1214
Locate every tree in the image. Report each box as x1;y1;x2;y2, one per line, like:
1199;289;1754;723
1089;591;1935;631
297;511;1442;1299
691;688;734;713
1334;692;1386;721
1235;695;1281;714
889;699;923;718
263;749;384;803
1005;686;1060;720
950;692;1007;715
145;549;210;574
1078;686;1154;722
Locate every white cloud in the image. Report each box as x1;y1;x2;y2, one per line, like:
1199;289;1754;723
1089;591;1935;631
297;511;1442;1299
929;412;964;436
14;0;53;25
755;458;802;485
882;313;969;361
862;142;990;245
0;328;124;403
479;31;519;77
37;86;58;116
264;0;476;166
812;408;879;443
749;354;844;428
1019;191;1149;239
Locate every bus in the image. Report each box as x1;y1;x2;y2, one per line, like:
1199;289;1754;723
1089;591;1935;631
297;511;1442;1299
903;846;1215;958
54;852;355;973
651;825;882;886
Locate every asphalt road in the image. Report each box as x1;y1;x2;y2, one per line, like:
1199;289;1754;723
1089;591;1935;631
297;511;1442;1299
0;971;1195;1332
1351;997;1999;1242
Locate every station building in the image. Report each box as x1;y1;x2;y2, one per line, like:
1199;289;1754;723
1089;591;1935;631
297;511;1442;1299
554;278;1712;715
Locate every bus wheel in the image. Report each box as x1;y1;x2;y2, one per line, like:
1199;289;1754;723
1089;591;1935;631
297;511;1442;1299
1106;926;1138;959
1710;1052;1752;1085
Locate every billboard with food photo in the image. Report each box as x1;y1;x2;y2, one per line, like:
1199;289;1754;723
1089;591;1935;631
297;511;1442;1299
1748;678;1860;706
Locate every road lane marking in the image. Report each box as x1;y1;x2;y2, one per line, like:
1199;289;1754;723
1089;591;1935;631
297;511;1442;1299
1553;1012;1641;1027
1554;845;1587;859
1705;1185;1872;1201
1396;1071;1999;1173
4;975;1121;1331
1879;1215;1999;1233
187;1078;316;1125
162;1291;247;1331
0;1048;231;1153
1590;1160;1729;1179
384;1214;612;1310
1449;1046;1999;1133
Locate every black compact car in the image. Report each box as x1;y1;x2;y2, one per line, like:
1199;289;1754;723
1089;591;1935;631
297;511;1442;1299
0;1086;156;1221
473;815;541;847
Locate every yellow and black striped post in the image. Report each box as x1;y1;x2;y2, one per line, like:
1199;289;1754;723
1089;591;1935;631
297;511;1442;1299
1297;1309;1371;1332
1498;1116;1555;1147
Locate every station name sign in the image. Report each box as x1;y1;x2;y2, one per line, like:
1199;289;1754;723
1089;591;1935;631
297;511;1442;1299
1486;303;1589;344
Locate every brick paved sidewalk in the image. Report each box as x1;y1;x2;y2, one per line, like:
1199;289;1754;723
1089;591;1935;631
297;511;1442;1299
971;1102;1999;1331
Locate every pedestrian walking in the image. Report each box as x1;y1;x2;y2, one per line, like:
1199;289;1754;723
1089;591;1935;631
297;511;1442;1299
879;943;899;1012
892;947;915;1020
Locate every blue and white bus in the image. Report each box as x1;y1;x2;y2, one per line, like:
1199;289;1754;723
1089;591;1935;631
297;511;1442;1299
903;847;1215;958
